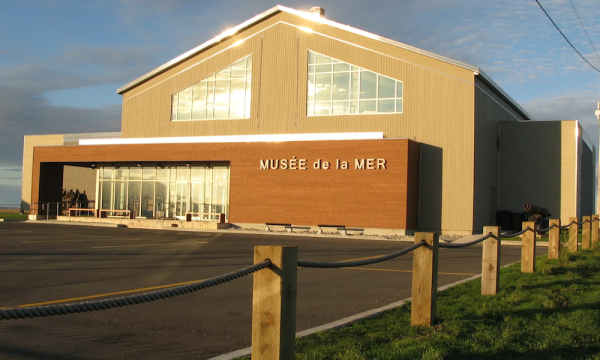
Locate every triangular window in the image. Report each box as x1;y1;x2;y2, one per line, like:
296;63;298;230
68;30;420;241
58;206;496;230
171;55;252;121
307;51;403;116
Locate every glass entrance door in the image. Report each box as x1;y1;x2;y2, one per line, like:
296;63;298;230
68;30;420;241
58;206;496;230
175;182;188;218
190;182;203;219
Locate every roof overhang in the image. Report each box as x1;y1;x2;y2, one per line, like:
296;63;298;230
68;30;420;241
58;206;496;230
116;4;481;95
476;70;531;120
116;4;530;121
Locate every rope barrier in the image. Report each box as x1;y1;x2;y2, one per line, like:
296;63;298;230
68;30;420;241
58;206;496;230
439;233;493;248
502;227;534;238
0;260;271;321
560;220;577;230
297;240;427;268
536;224;557;232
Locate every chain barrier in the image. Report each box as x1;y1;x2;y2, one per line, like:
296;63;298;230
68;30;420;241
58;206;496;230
297;240;427;268
0;260;271;321
439;233;493;248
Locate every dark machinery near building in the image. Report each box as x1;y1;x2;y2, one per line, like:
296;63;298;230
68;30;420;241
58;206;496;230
523;202;551;232
495;203;552;232
62;189;89;210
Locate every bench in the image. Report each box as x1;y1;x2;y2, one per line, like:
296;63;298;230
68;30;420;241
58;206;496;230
68;208;97;217
186;212;226;223
284;225;311;233
338;227;364;236
99;209;134;219
317;224;345;234
265;223;291;232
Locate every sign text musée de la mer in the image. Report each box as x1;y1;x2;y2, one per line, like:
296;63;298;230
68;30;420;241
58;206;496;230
260;157;387;170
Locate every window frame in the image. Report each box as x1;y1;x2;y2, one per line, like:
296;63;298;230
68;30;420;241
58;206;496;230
170;55;252;122
306;50;404;117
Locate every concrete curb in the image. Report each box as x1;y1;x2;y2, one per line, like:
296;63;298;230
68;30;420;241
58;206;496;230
13;220;548;246
209;260;520;360
0;219;28;222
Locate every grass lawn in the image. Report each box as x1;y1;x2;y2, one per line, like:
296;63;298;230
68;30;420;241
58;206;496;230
242;243;600;359
0;213;28;220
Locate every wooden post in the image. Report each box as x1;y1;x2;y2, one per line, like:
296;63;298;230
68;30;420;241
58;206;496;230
521;221;536;273
582;216;591;249
569;217;578;252
592;215;599;244
411;232;439;326
252;246;297;360
548;219;560;259
481;226;500;295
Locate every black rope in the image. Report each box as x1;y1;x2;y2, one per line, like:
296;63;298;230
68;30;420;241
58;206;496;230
560;220;577;230
537;224;558;232
439;233;493;248
297;240;427;268
503;227;534;238
0;260;271;321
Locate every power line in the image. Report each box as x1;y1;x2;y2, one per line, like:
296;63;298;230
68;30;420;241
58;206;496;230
569;0;600;62
535;0;600;73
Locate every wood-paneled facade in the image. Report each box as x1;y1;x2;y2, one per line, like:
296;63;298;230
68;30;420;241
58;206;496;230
31;139;419;230
116;9;527;234
24;6;533;234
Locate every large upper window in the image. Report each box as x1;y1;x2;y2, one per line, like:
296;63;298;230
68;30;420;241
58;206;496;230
171;55;252;121
307;51;403;116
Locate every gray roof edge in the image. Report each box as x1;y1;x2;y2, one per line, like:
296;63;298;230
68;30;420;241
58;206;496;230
116;5;482;95
476;69;531;120
116;5;283;94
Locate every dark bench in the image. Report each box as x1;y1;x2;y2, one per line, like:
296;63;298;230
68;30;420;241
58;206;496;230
99;209;134;219
284;225;311;233
186;212;226;223
265;223;291;231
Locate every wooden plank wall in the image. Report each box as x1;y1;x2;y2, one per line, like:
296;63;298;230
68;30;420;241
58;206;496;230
561;121;578;223
21;134;65;210
32;139;417;230
119;12;478;233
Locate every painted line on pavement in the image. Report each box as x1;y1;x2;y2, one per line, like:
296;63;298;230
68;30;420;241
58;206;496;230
93;242;207;248
16;279;207;308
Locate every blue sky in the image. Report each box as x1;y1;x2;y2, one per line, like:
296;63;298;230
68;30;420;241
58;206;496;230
1;0;600;206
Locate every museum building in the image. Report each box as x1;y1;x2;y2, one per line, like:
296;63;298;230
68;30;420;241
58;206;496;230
21;5;596;235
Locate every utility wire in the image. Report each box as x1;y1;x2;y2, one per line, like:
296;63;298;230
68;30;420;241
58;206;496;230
535;0;600;73
569;0;600;62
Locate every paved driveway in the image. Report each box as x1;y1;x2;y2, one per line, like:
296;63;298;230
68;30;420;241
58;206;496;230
0;222;546;359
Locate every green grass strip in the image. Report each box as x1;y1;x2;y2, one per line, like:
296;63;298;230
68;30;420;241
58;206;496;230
241;243;600;359
0;213;27;220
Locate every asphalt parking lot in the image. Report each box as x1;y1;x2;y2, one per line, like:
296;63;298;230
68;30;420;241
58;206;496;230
0;222;547;359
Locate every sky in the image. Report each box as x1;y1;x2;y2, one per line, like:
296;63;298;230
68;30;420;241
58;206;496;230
1;0;600;206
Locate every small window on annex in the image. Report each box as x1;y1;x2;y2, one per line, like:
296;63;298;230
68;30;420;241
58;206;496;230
171;55;252;121
307;51;403;116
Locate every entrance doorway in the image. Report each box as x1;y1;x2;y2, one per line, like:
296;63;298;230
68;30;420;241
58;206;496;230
99;163;230;220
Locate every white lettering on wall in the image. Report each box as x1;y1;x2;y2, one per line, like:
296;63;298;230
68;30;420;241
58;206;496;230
260;158;387;170
355;159;365;170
